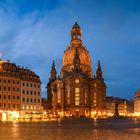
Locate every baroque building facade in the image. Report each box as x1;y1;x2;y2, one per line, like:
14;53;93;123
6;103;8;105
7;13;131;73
0;59;42;120
20;67;42;119
106;96;133;117
47;22;106;117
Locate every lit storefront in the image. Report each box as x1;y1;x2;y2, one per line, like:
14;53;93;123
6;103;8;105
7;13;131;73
0;110;20;121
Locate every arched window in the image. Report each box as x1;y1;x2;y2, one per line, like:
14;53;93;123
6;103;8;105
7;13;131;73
73;34;76;39
75;87;80;106
67;87;70;104
94;92;96;107
78;35;81;40
85;92;87;104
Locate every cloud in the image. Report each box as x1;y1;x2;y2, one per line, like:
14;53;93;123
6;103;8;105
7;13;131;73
0;0;140;99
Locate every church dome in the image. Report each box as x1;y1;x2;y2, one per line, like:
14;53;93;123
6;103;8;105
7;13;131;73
61;22;93;77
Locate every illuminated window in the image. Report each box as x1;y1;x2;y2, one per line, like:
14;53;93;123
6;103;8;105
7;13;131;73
85;92;87;104
75;87;79;93
94;92;96;99
67;89;70;104
75;87;80;106
94;92;96;106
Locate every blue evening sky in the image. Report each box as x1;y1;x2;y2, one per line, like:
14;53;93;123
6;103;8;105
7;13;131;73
0;0;140;99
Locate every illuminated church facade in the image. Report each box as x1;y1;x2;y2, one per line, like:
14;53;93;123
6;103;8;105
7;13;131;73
47;22;106;117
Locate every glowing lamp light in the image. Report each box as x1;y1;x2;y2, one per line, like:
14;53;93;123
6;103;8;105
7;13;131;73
2;112;7;121
69;114;72;117
11;111;20;120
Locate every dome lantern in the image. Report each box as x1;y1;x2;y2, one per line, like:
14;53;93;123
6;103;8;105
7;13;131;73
71;22;82;45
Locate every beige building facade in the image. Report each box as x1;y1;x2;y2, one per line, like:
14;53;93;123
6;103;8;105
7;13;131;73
0;59;42;120
106;96;133;117
20;68;42;119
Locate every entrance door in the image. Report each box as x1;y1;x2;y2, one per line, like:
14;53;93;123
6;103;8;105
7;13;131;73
76;110;79;117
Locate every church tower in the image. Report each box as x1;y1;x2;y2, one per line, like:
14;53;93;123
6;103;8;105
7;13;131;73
96;61;103;81
50;60;57;82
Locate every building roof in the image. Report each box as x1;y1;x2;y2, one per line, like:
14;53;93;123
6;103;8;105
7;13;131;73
0;59;41;83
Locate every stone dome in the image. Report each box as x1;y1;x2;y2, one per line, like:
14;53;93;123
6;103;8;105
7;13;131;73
61;22;93;77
